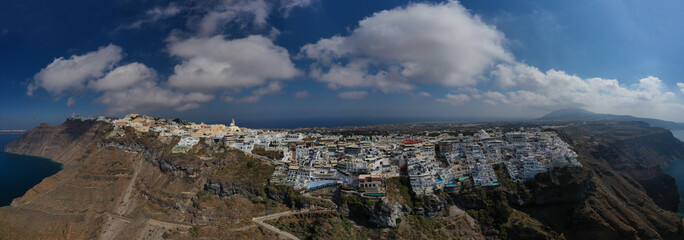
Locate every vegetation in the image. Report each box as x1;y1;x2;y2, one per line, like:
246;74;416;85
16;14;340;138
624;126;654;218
212;150;275;194
385;176;424;210
252;147;284;160
188;226;200;237
267;212;378;240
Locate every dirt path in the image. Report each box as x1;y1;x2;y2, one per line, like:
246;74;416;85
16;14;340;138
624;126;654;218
147;218;191;229
115;154;145;215
252;211;300;240
99;153;145;240
252;209;335;240
226;224;257;231
302;193;338;209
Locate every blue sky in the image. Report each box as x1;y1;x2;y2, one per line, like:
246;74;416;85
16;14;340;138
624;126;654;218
2;0;684;129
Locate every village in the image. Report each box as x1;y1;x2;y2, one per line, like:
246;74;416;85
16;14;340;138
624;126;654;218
83;113;582;199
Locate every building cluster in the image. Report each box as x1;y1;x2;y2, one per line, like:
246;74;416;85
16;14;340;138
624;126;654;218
103;114;245;153
93;114;581;198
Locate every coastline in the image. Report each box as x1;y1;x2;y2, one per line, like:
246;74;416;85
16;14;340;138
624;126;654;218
664;130;684;218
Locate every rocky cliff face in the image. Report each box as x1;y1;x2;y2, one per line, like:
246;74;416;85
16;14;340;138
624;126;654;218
0;120;287;240
529;122;684;240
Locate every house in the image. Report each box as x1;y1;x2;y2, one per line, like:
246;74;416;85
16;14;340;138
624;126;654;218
357;173;383;193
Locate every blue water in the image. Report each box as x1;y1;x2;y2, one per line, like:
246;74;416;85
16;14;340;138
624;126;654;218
0;134;62;206
664;130;684;218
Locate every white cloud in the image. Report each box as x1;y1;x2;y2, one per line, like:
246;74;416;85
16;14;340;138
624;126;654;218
231;81;284;104
437;93;471;105
125;2;182;29
302;1;512;91
29;44;123;96
311;59;414;92
183;92;215;102
96;81;212;114
97;81;184;114
485;63;679;114
29;44;222;113
222;96;235;103
168;35;299;92
194;0;315;35
197;0;270;36
175;103;200;112
482;91;507;105
66;97;77;107
416;91;431;97
409;91;431;98
252;81;283;95
337;91;368;100
298;1;684;120
235;95;263;103
294;90;309;98
677;82;684;94
279;0;314;17
89;62;157;91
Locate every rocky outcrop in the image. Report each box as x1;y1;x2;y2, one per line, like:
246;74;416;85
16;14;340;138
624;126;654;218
412;194;447;217
97;140;146;153
205;179;262;198
335;190;410;228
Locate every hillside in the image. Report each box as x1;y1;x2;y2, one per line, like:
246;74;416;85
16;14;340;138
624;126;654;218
538;108;684;130
1;119;684;239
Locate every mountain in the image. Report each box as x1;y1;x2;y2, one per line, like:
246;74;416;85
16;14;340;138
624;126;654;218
538;108;684;130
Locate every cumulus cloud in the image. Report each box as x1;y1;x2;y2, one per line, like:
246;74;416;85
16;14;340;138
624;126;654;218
183;92;215;102
294;90;309;98
437;93;471;105
300;0;684;119
29;44;123;96
168;35;299;92
337;91;368;100
678;82;684;94
30;44;218;114
231;81;284;103
89;63;157;91
302;1;512;91
484;63;678;113
96;81;213;114
197;0;270;36
310;59;414;92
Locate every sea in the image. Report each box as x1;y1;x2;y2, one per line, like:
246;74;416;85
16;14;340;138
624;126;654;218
664;130;684;218
0;134;62;206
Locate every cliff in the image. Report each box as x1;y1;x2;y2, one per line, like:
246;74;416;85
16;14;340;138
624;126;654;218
0;120;291;239
526;122;684;240
1;119;684;240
